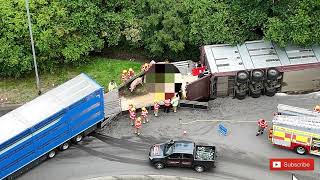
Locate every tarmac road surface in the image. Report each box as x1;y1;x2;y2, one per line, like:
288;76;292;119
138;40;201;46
9;92;320;180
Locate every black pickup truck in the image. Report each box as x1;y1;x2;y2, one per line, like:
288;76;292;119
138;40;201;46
149;140;216;172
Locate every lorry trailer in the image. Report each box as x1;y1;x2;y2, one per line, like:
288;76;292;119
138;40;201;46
186;40;320;100
0;74;106;179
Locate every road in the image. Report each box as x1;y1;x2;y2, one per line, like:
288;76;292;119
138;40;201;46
5;93;320;180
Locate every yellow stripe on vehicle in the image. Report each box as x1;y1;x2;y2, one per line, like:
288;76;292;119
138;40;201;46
296;136;308;143
284;138;291;142
273;125;320;138
273;131;285;138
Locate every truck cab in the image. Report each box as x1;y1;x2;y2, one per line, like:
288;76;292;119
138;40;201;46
149;140;216;172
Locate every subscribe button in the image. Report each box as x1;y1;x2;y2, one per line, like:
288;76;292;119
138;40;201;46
270;158;314;171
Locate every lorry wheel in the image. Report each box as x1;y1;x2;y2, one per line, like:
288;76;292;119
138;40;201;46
154;162;165;169
252;69;264;82
267;68;279;80
236;71;249;83
251;90;261;98
60;142;70;151
194;165;205;173
47;150;56;159
295;146;306;155
72;134;83;144
235;93;246;100
265;89;276;97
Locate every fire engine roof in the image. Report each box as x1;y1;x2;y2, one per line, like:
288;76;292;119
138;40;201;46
272;115;320;135
0;73;102;146
277;104;320;117
203;40;320;74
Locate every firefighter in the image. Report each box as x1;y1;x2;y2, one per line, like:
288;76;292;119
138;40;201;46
135;117;142;136
128;68;135;79
256;119;268;136
141;63;150;72
121;70;128;83
314;105;320;113
129;107;136;126
153;100;160;117
141;107;148;123
128;103;134;117
128;103;134;113
164;98;171;113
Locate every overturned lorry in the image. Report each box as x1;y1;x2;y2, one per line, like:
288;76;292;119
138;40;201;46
185;40;320;100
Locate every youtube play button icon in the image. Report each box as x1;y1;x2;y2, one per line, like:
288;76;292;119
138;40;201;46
270;158;314;171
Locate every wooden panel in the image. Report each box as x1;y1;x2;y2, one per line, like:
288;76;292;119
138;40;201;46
281;67;320;92
186;75;211;100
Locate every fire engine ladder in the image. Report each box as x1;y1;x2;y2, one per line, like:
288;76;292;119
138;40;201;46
272;115;320;130
277;104;320;117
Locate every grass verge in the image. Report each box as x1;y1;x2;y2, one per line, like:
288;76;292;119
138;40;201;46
0;57;142;104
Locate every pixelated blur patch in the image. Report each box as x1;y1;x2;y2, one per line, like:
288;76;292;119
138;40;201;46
165;93;175;99
155;64;166;73
164;73;174;83
165;64;180;73
146;73;156;83
155;83;165;93
154;92;165;100
175;83;182;92
144;63;182;95
174;73;183;83
164;83;175;93
146;83;155;92
156;73;165;83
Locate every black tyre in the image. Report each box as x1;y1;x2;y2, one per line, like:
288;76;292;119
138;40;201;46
267;68;279;80
194;165;205;173
236;71;249;83
47;150;56;159
154;162;165;169
235;92;246;100
265;89;276;97
72;134;83;144
60;142;70;151
251;90;261;98
295;146;307;155
252;69;264;82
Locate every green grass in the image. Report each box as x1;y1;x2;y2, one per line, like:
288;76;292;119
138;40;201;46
0;57;142;104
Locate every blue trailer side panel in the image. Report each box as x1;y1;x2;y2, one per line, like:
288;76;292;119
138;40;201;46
0;74;105;179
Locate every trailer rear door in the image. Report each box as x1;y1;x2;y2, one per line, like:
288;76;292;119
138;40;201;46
186;75;211;101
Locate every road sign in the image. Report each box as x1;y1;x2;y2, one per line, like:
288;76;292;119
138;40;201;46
218;123;228;136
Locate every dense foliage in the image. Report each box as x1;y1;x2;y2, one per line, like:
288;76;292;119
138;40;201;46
1;0;319;77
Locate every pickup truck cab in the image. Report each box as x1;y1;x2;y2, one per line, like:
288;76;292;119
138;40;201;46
149;140;216;172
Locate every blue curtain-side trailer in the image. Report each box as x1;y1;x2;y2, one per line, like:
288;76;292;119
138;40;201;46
0;73;105;179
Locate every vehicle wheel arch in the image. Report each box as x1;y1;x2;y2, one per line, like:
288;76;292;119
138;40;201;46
153;161;165;169
294;145;308;155
194;165;205;173
60;141;70;151
72;133;84;144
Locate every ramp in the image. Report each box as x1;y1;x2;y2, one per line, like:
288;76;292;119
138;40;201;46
101;89;122;127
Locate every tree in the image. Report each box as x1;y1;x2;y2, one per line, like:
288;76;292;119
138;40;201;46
265;0;320;47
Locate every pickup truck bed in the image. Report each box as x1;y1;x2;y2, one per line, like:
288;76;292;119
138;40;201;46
195;145;215;161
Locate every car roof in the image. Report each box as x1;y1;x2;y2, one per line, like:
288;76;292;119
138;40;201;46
172;141;195;154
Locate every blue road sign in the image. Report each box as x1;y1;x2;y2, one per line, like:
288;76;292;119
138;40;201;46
218;123;228;136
